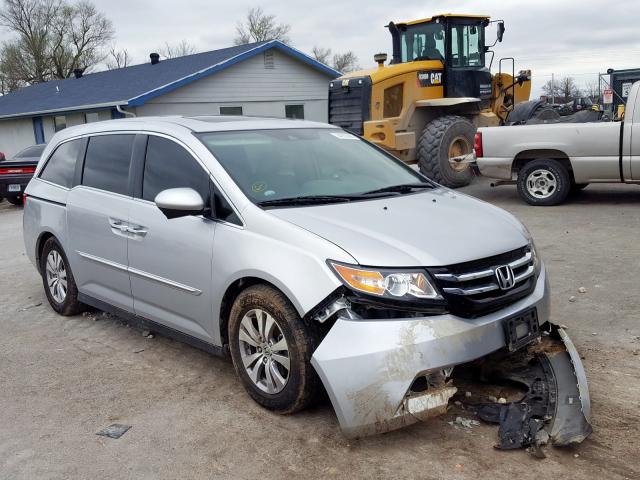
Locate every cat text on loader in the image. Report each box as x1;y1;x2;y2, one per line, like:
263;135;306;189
328;14;533;187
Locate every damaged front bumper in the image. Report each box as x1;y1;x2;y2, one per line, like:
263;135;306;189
311;267;592;444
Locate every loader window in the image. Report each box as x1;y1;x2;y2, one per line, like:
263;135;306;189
400;23;445;63
450;24;484;67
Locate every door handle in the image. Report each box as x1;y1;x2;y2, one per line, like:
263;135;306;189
127;225;148;236
109;218;129;232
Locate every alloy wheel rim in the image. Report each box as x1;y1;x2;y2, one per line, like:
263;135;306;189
238;309;290;394
45;250;67;303
526;169;558;199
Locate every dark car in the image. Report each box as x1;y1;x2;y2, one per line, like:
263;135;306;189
0;144;46;205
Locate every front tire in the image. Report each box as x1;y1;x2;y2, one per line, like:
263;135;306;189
517;159;572;206
228;284;321;414
417;115;475;188
40;237;85;315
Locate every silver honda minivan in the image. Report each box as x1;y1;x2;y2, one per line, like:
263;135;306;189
23;116;591;442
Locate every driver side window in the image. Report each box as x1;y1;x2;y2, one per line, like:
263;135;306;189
142;136;211;205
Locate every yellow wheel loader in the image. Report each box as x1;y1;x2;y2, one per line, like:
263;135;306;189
328;14;538;187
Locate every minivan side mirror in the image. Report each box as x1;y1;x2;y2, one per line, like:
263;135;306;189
155;188;204;219
497;21;505;42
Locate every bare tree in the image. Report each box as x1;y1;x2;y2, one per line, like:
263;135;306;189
541;76;581;103
158;40;197;59
312;46;331;65
332;51;359;73
234;7;290;45
0;0;59;84
312;46;359;73
584;80;600;103
0;0;113;89
105;46;130;69
49;1;114;78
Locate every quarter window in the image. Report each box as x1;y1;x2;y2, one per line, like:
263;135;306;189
142;136;211;205
39;139;83;188
82;134;135;195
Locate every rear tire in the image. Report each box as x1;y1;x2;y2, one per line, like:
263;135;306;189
6;195;23;205
40;237;85;315
517;159;571;206
228;284;322;414
417;115;475;188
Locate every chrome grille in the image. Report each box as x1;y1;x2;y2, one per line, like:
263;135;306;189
428;247;537;317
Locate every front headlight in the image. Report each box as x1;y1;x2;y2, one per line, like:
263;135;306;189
328;261;442;300
529;240;540;273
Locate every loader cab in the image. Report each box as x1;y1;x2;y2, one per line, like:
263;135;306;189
390;15;492;105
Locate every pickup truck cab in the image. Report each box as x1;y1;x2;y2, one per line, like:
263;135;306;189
475;80;640;205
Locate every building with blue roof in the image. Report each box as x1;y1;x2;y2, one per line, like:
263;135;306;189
0;40;340;156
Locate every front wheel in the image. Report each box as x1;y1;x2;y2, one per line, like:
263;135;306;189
417;115;475;188
228;285;321;414
517;159;572;206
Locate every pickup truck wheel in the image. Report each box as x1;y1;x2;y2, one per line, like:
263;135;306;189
6;195;23;205
517;159;571;206
228;284;321;414
418;115;475;188
40;237;85;315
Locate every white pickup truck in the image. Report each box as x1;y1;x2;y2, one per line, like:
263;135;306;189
475;80;640;205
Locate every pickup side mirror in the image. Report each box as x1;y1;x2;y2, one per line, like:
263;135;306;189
155;188;204;219
497;21;505;42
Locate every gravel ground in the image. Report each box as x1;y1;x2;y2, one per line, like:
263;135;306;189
1;179;639;479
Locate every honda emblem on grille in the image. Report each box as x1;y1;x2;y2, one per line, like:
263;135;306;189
495;265;515;290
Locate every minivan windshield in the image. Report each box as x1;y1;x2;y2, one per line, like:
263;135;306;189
198;129;432;206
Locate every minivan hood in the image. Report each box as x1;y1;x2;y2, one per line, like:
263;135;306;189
269;188;529;267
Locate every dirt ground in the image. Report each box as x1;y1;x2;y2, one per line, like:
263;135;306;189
1;179;639;480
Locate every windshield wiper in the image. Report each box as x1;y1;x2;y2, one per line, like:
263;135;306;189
359;182;434;196
257;195;362;207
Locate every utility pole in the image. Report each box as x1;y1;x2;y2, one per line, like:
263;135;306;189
551;73;555;104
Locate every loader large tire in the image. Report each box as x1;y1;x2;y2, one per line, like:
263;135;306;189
418;115;475;188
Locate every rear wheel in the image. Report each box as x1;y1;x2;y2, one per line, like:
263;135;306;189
6;195;23;205
40;237;85;315
228;284;321;413
517;159;572;206
417;115;475;188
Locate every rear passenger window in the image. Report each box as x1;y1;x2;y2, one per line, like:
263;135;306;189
142;136;210;204
39;139;82;188
83;135;134;195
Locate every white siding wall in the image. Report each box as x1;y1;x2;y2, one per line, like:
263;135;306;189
0;119;35;157
137;49;332;122
0;109;113;157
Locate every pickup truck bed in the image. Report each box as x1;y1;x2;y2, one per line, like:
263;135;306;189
475;81;640;205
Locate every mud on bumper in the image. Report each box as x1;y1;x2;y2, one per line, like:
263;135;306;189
311;267;592;444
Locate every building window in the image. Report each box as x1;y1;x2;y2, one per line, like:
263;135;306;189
220;106;243;116
84;112;100;123
54;115;66;132
264;50;274;69
285;104;304;119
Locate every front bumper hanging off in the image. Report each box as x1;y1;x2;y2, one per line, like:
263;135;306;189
311;269;592;446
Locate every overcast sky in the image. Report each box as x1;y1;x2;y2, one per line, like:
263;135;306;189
10;0;640;97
